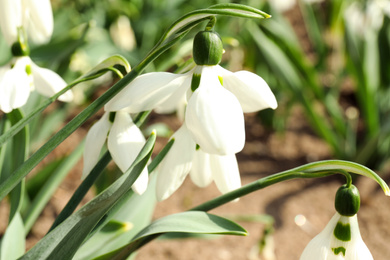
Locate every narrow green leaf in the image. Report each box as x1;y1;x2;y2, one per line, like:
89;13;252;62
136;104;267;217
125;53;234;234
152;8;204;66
93;211;247;260
6;109;29;221
82;55;131;79
23;141;85;234
48;151;112;232
73;175;158;260
0;117;11;181
164;3;269;41
0;212;25;260
19;132;155;260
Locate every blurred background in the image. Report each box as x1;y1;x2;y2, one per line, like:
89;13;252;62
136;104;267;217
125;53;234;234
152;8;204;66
1;0;390;259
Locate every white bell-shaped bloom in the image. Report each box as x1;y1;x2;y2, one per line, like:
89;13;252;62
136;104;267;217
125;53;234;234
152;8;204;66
0;0;53;45
155;124;241;201
0;56;73;113
300;213;373;260
344;0;390;35
105;65;277;156
83;111;149;195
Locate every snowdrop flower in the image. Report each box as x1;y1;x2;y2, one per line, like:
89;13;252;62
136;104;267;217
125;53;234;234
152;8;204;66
344;0;390;35
155;124;241;201
0;56;73;113
105;29;277;200
83;111;148;195
105;30;277;156
300;184;373;259
0;0;53;45
300;213;373;260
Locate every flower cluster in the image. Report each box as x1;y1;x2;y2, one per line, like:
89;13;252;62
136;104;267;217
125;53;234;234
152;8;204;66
0;0;72;113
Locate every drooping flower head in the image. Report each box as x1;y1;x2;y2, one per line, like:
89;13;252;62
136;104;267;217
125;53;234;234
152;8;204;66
0;0;54;46
0;0;73;113
300;184;373;259
83;111;149;195
105;28;277;200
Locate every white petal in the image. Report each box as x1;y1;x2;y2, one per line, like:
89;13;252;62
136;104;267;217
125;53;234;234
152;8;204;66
217;66;278;112
0;0;22;45
185;66;245;155
154;73;191;114
105;71;190;113
209;154;241;194
0;59;31;113
23;0;54;44
82;112;111;179
107;111;148;194
300;213;337;260
189;149;213;188
156;125;195;201
31;62;73;102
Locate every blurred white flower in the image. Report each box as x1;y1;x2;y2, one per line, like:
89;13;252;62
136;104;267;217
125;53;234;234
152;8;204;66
269;0;296;13
109;15;137;51
344;0;390;34
0;0;54;45
300;213;373;260
155;124;241;201
83;111;149;195
0;56;73;113
105;65;277;156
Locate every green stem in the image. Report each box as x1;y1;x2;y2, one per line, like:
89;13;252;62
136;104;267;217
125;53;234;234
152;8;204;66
191;170;333;212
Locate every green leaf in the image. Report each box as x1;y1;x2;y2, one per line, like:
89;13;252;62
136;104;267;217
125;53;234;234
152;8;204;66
81;55;131;79
23;141;85;234
48;151;112;232
19;132;156;260
163;3;269;42
6;109;29;221
93;211;247;260
0;212;25;260
73;175;158;260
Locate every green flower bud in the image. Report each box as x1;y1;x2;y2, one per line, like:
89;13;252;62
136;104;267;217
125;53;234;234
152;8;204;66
193;31;223;66
334;184;360;217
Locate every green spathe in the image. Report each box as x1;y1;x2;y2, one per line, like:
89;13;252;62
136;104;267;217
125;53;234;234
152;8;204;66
193;31;223;65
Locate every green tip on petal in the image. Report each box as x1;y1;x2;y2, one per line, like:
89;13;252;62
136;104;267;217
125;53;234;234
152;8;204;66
333;222;351;241
332;247;346;256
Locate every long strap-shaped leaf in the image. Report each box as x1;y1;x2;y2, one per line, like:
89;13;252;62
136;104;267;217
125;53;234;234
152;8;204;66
92;211;247;260
19;132;156;260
